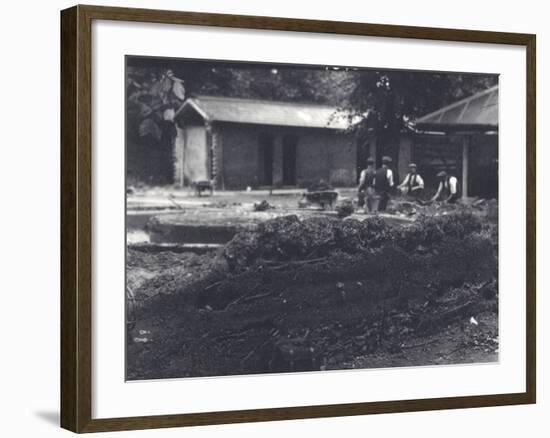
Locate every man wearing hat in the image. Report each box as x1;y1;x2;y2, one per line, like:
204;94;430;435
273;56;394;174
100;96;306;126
373;156;395;211
431;171;459;203
398;163;424;200
357;157;377;213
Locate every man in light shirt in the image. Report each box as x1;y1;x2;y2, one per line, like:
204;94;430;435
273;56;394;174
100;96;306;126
431;170;460;203
398;163;424;200
374;156;394;212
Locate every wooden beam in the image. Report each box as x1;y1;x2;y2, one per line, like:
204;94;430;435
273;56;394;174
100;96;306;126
461;136;470;198
368;137;377;164
180;129;186;187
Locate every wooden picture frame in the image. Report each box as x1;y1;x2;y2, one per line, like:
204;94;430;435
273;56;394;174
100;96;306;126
61;4;536;433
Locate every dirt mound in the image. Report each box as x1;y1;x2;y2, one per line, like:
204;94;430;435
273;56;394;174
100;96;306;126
223;212;484;271
127;212;497;380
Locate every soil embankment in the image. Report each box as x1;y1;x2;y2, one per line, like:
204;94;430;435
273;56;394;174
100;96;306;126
127;209;498;380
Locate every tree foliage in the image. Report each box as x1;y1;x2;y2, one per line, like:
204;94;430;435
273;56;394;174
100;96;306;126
339;69;497;138
125;57;497;184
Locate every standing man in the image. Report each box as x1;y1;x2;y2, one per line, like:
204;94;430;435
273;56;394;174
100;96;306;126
431;171;460;203
374;156;394;212
398;163;424;200
357;157;376;213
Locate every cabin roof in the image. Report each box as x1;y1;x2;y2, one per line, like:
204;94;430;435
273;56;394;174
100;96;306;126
174;95;353;130
414;85;498;132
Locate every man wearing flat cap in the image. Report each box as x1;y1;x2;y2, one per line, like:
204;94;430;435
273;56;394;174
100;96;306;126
373;156;394;211
431;171;460;203
398;163;424;200
357;157;376;213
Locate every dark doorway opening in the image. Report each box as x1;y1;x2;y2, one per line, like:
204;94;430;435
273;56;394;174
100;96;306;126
356;138;369;183
282;135;298;186
468;135;498;199
259;133;274;186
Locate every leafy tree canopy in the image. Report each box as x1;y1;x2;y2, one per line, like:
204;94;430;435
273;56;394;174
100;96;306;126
126;57;497;183
127;57;496;141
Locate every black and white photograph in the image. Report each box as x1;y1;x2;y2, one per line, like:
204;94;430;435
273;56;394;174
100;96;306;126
125;56;499;381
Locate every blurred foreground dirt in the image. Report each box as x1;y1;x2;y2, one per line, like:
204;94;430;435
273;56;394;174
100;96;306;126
126;204;498;380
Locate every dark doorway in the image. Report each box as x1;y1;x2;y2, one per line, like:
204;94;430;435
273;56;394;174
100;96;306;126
468;135;498;199
258;133;274;186
282;135;298;186
356;138;369;183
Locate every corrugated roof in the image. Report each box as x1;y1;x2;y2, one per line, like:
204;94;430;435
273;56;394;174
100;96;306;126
174;95;352;130
415;85;498;130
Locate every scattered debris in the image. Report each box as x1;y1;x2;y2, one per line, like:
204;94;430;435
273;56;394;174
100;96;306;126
391;200;417;216
192;180;214;197
302;191;338;209
335;198;355;218
253;200;273;211
208;201;228;208
307;180;334;192
167;193;185;210
335;282;347;305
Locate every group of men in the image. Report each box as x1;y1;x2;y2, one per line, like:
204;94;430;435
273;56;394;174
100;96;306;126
357;156;459;213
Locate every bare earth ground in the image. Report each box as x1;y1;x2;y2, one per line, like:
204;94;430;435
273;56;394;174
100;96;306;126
343;311;498;370
126;188;498;380
127;186;327;210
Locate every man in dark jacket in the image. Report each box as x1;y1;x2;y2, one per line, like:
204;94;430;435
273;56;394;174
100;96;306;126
374;156;394;212
357;157;376;213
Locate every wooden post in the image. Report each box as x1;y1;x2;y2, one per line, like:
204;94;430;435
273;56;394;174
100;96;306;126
461;136;470;198
369;137;377;164
273;135;283;187
398;136;412;185
216;130;225;191
180;129;185;187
